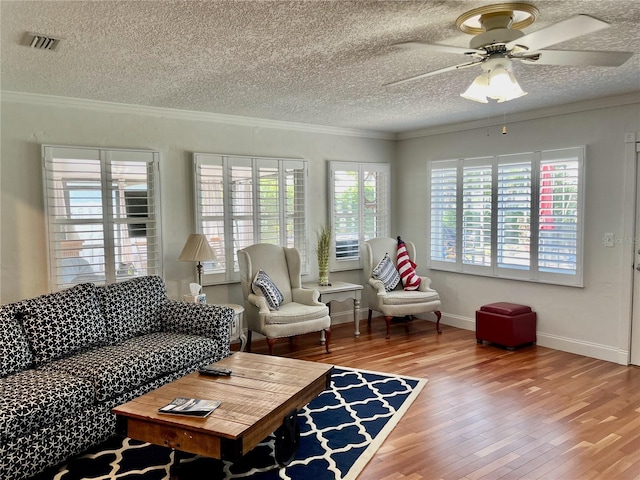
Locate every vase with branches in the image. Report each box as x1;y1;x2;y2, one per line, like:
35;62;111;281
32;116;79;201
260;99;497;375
316;225;331;286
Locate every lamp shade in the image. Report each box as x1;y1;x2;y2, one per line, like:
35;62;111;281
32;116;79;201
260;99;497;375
460;56;527;104
178;234;217;262
460;74;489;103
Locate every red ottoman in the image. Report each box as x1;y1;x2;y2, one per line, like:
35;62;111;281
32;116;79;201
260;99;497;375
476;302;536;349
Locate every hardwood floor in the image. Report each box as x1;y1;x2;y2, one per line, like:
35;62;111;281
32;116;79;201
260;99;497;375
241;318;640;480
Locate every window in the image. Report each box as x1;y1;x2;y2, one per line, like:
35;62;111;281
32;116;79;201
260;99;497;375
330;162;390;270
42;146;162;290
428;147;584;286
193;153;308;284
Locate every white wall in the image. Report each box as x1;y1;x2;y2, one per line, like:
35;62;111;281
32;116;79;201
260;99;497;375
0;96;394;317
3;93;639;364
396;99;640;364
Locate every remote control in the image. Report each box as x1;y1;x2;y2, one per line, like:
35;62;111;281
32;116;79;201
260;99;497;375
199;367;232;377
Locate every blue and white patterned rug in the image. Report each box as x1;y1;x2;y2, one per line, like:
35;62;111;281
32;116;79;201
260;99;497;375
37;367;427;480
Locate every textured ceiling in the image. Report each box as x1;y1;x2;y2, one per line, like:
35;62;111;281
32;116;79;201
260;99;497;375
1;1;639;134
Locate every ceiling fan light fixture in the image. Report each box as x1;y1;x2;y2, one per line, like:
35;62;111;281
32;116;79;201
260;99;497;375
460;73;490;103
487;67;527;102
461;58;527;104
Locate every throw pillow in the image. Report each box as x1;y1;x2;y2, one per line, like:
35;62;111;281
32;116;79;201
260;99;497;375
372;253;401;292
252;270;284;310
397;236;421;290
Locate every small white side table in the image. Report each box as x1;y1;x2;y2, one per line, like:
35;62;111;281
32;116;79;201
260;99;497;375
221;303;247;352
303;281;364;340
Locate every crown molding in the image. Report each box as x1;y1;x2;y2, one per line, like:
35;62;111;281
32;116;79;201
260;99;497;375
398;92;640;140
0;91;396;141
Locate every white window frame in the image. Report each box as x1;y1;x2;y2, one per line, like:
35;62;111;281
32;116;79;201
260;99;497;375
193;153;309;285
42;145;162;291
427;146;585;287
329;161;391;271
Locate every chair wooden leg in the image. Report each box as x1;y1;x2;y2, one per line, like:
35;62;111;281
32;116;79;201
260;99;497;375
246;330;253;352
367;309;373;328
384;316;392;339
324;328;332;354
266;337;277;355
435;310;442;334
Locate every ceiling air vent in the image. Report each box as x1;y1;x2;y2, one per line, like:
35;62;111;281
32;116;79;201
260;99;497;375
24;32;62;51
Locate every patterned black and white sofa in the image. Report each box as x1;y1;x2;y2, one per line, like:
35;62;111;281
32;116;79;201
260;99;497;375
0;275;234;480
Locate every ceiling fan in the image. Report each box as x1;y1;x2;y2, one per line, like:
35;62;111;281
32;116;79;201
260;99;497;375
385;3;634;103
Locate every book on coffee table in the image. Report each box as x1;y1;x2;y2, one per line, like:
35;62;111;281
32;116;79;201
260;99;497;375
158;397;221;417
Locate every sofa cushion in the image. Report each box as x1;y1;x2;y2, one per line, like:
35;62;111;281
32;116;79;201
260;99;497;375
42;332;221;402
0;369;95;440
11;283;106;365
96;275;167;343
0;306;32;377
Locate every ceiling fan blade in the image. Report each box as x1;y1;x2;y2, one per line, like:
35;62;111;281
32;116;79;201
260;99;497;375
518;49;634;67
384;60;482;87
506;14;610;53
393;41;485;56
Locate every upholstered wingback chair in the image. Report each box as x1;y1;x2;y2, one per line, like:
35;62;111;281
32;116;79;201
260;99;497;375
361;237;441;339
237;243;331;355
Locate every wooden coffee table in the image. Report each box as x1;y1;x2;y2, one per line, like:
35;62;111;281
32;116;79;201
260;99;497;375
113;352;333;477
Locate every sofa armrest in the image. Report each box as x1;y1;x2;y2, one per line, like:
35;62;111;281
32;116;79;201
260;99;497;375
291;287;322;306
160;301;234;343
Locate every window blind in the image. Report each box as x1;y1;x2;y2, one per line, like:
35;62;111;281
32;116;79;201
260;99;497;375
42;146;162;290
194;154;308;284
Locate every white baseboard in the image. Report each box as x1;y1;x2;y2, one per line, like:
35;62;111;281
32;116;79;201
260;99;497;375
440;312;475;331
440;313;629;365
536;333;629;365
275;309;629;365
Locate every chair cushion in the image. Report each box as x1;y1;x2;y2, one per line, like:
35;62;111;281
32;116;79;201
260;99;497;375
264;302;329;325
0;369;95;440
381;289;440;306
0;306;32;377
372;253;401;291
252;269;284;310
11;283;107;365
96;275;167;343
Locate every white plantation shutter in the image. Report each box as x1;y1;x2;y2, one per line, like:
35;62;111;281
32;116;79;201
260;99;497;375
330;162;390;270
537;149;583;281
497;154;532;277
257;160;280;244
195;158;226;274
229;158;255;268
363;167;390;242
462;160;492;268
43;146;162;290
427;147;584;286
332;166;360;261
283;161;308;264
194;154;308;284
428;162;457;265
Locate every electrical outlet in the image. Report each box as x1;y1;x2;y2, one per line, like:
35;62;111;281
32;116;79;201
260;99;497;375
603;233;615;247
